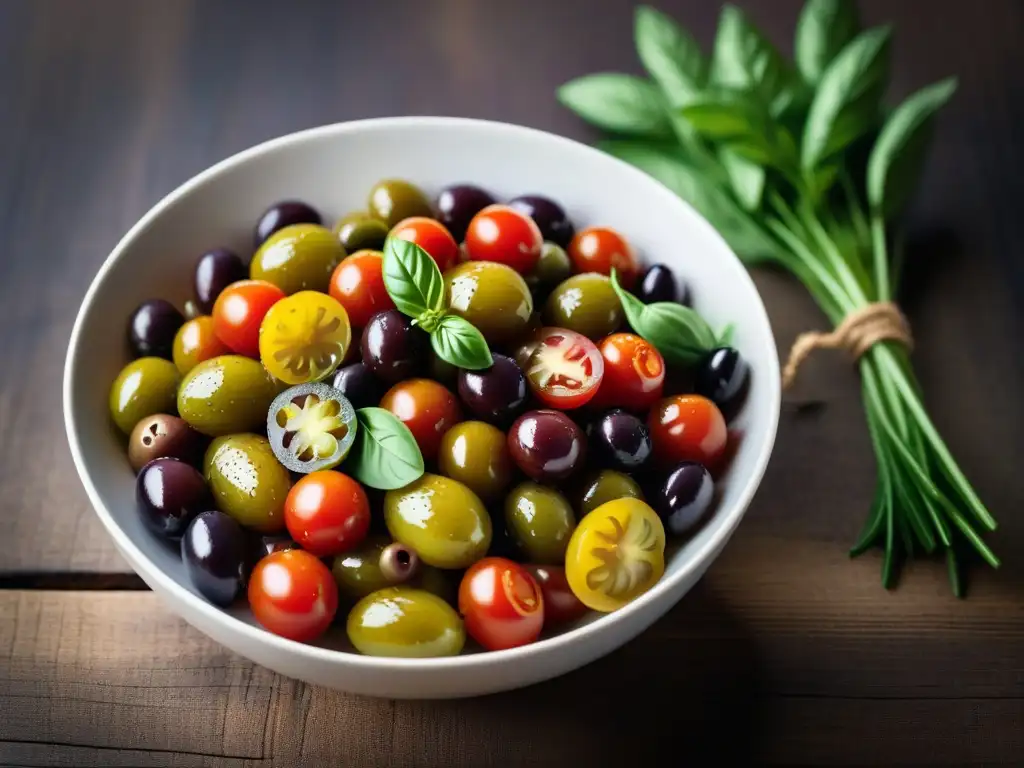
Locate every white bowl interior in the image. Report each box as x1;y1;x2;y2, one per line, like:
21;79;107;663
64;117;779;696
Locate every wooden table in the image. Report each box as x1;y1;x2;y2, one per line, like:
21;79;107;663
2;0;1022;764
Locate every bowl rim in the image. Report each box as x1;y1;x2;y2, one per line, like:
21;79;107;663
63;115;781;671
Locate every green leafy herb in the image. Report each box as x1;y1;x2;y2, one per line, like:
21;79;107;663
382;237;444;319
635;5;706;106
720;148;765;211
430;314;493;370
558;74;673;138
347;407;424;490
711;4;794;113
795;0;861;85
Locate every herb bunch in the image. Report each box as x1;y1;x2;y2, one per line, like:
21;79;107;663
558;0;998;594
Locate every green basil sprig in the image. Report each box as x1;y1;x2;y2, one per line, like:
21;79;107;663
382;238;493;370
346;407;424;490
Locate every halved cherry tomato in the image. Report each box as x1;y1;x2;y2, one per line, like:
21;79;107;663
212;279;285;358
259;291;351;385
388;217;460;272
522;327;604;409
459;557;544;650
589;333;665;412
248;549;338;642
465;204;543;275
524;564;587;625
329;250;395;328
568;226;639;288
380;378;462;460
284;471;370;557
647;394;728;469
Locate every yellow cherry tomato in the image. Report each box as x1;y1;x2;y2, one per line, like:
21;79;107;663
564;498;665;612
259;291;351;384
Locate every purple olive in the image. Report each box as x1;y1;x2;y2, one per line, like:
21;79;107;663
127;414;205;472
379;542;421;584
194;248;247;314
182;511;247;606
508;195;574;248
507;409;586;482
457;354;528;426
254;200;321;247
637;263;691;306
128;299;184;359
589;409;652;472
654;462;714;535
359;310;430;383
331;362;385;409
695;347;749;420
136;458;211;539
436;184;495;242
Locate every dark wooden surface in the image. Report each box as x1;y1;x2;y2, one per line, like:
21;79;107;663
0;0;1022;764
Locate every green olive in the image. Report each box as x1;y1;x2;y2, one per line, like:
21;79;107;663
526;242;572;295
366;179;432;228
543;273;624;340
250;223;345;294
347;586;465;658
177;355;281;437
203;433;290;532
444;261;533;345
109;357;180;434
437;421;513;502
331;535;453;603
384;473;492;569
504;481;576;564
333;211;389;253
576;469;644;516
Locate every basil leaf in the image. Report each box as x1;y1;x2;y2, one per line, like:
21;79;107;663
634;5;706;107
867;78;957;219
801;26;891;171
383;237;444;319
610;270;716;365
795;0;861;85
711;4;793;108
430;314;493;370
719;148;764;211
558;74;673;138
680;95;799;172
347;407;424;490
717;322;736;346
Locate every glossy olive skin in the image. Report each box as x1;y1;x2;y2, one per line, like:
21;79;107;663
334;211;389;253
128;299;184;359
456;354;528;426
509;195;574;248
637;263;691;306
543;273;623;340
136;458;211;539
654;461;715;535
331;362;385;409
109;357;181;434
507;409;587;482
367;179;432;228
360;310;430;383
525;242;572;297
384;474;492;569
127;413;204;472
203;434;291;532
444;261;533;345
182;510;248;606
254;200;322;247
379;542;420;584
177;355;281;437
250;223;345;294
576;469;644;516
695;347;749;419
194;248;247;314
504;482;576;563
347;587;465;658
589;409;652;472
436;184;495;241
331;535;451;602
437;421;514;501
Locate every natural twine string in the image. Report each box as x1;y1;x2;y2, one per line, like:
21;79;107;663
782;301;913;389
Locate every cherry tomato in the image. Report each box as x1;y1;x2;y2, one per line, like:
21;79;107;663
259;291;352;385
565;498;665;612
172;315;231;375
568;227;639;289
284;471;369;557
522;327;604;409
647;394;728;469
524;564;587;625
388;217;460;272
212;279;285;358
247;549;338;642
380;378;462;460
465;204;543;275
329;250;395;328
589;333;665;412
459;557;544;650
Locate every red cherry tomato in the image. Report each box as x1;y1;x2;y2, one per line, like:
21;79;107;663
284;471;370;557
380;378;462;460
524;564;587;625
465;204;543;275
212;279;285;358
568;226;639;288
329;250;395;328
521;327;604;409
647;394;728;469
247;549;338;642
459;557;544;651
389;217;460;272
589;333;665;412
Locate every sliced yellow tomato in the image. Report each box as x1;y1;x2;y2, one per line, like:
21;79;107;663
259;291;351;384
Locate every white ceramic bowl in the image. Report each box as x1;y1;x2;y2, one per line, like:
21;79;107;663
64;117;780;699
